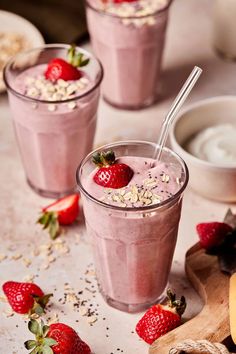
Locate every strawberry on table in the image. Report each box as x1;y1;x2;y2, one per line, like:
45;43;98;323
24;319;91;354
2;281;52;315
45;45;90;82
135;289;186;344
37;194;80;239
196;222;233;250
92;150;133;189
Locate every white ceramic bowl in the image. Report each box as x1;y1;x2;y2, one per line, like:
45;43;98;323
169;96;236;202
0;10;45;92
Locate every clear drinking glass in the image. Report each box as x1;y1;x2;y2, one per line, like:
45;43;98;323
77;141;188;313
86;0;172;110
4;44;103;198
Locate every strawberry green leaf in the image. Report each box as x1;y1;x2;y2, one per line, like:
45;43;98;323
79;58;90;67
24;340;37;350
92;150;116;167
49;215;60;240
166;289;186;316
29;348;40;354
43;338;57;346
34;304;44;316
67;45;90;69
37;211;60;239
30;294;53;316
37;213;51;229
26;320;56;354
41;346;54;354
68;45;76;64
42;325;49;336
77;53;83;67
28;319;39;335
40;294;53;307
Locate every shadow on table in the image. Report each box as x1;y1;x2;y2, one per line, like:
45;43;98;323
159;57;220;102
168;267;204;322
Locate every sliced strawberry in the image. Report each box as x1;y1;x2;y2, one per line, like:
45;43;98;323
135;289;186;344
45;45;90;82
2;281;52;315
37;194;80;239
92;150;133;189
196;222;233;250
25;320;91;354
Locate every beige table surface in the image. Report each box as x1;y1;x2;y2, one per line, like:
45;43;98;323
1;0;236;353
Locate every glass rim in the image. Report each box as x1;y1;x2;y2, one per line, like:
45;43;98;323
3;43;104;104
85;0;173;20
76;140;189;212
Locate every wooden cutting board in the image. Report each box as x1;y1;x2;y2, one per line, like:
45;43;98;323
149;243;230;354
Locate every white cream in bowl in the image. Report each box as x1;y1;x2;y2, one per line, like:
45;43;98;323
186;123;236;165
169;96;236;202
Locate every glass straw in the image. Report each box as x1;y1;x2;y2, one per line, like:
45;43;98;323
154;66;202;161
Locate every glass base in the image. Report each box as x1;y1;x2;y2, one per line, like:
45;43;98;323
103;94;159;111
100;284;168;313
27;178;76;199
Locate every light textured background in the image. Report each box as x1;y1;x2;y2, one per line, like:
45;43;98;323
1;0;236;353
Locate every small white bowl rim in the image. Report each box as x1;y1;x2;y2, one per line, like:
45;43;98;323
170;95;236;171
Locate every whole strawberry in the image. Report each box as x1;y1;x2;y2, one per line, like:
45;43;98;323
24;319;91;354
92;150;133;189
2;281;52;315
135;289;186;344
45;45;90;82
37;194;80;239
196;222;233;250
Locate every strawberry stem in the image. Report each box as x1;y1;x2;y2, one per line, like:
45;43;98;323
25;319;57;354
92;150;116;168
67;45;90;68
30;293;53;316
37;211;60;240
166;288;186;316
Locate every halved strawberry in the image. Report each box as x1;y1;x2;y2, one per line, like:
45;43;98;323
92;150;133;189
37;194;80;239
196;222;233;250
45;46;90;82
2;281;52;315
135;289;186;344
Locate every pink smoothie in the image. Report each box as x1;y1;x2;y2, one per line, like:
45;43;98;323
81;154;185;312
7;59;101;197
86;0;171;109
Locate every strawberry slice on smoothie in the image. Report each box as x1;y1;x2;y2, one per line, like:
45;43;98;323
45;46;90;82
92;150;133;189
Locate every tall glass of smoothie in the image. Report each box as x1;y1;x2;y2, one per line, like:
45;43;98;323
77;141;188;312
4;44;103;198
86;0;172;109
